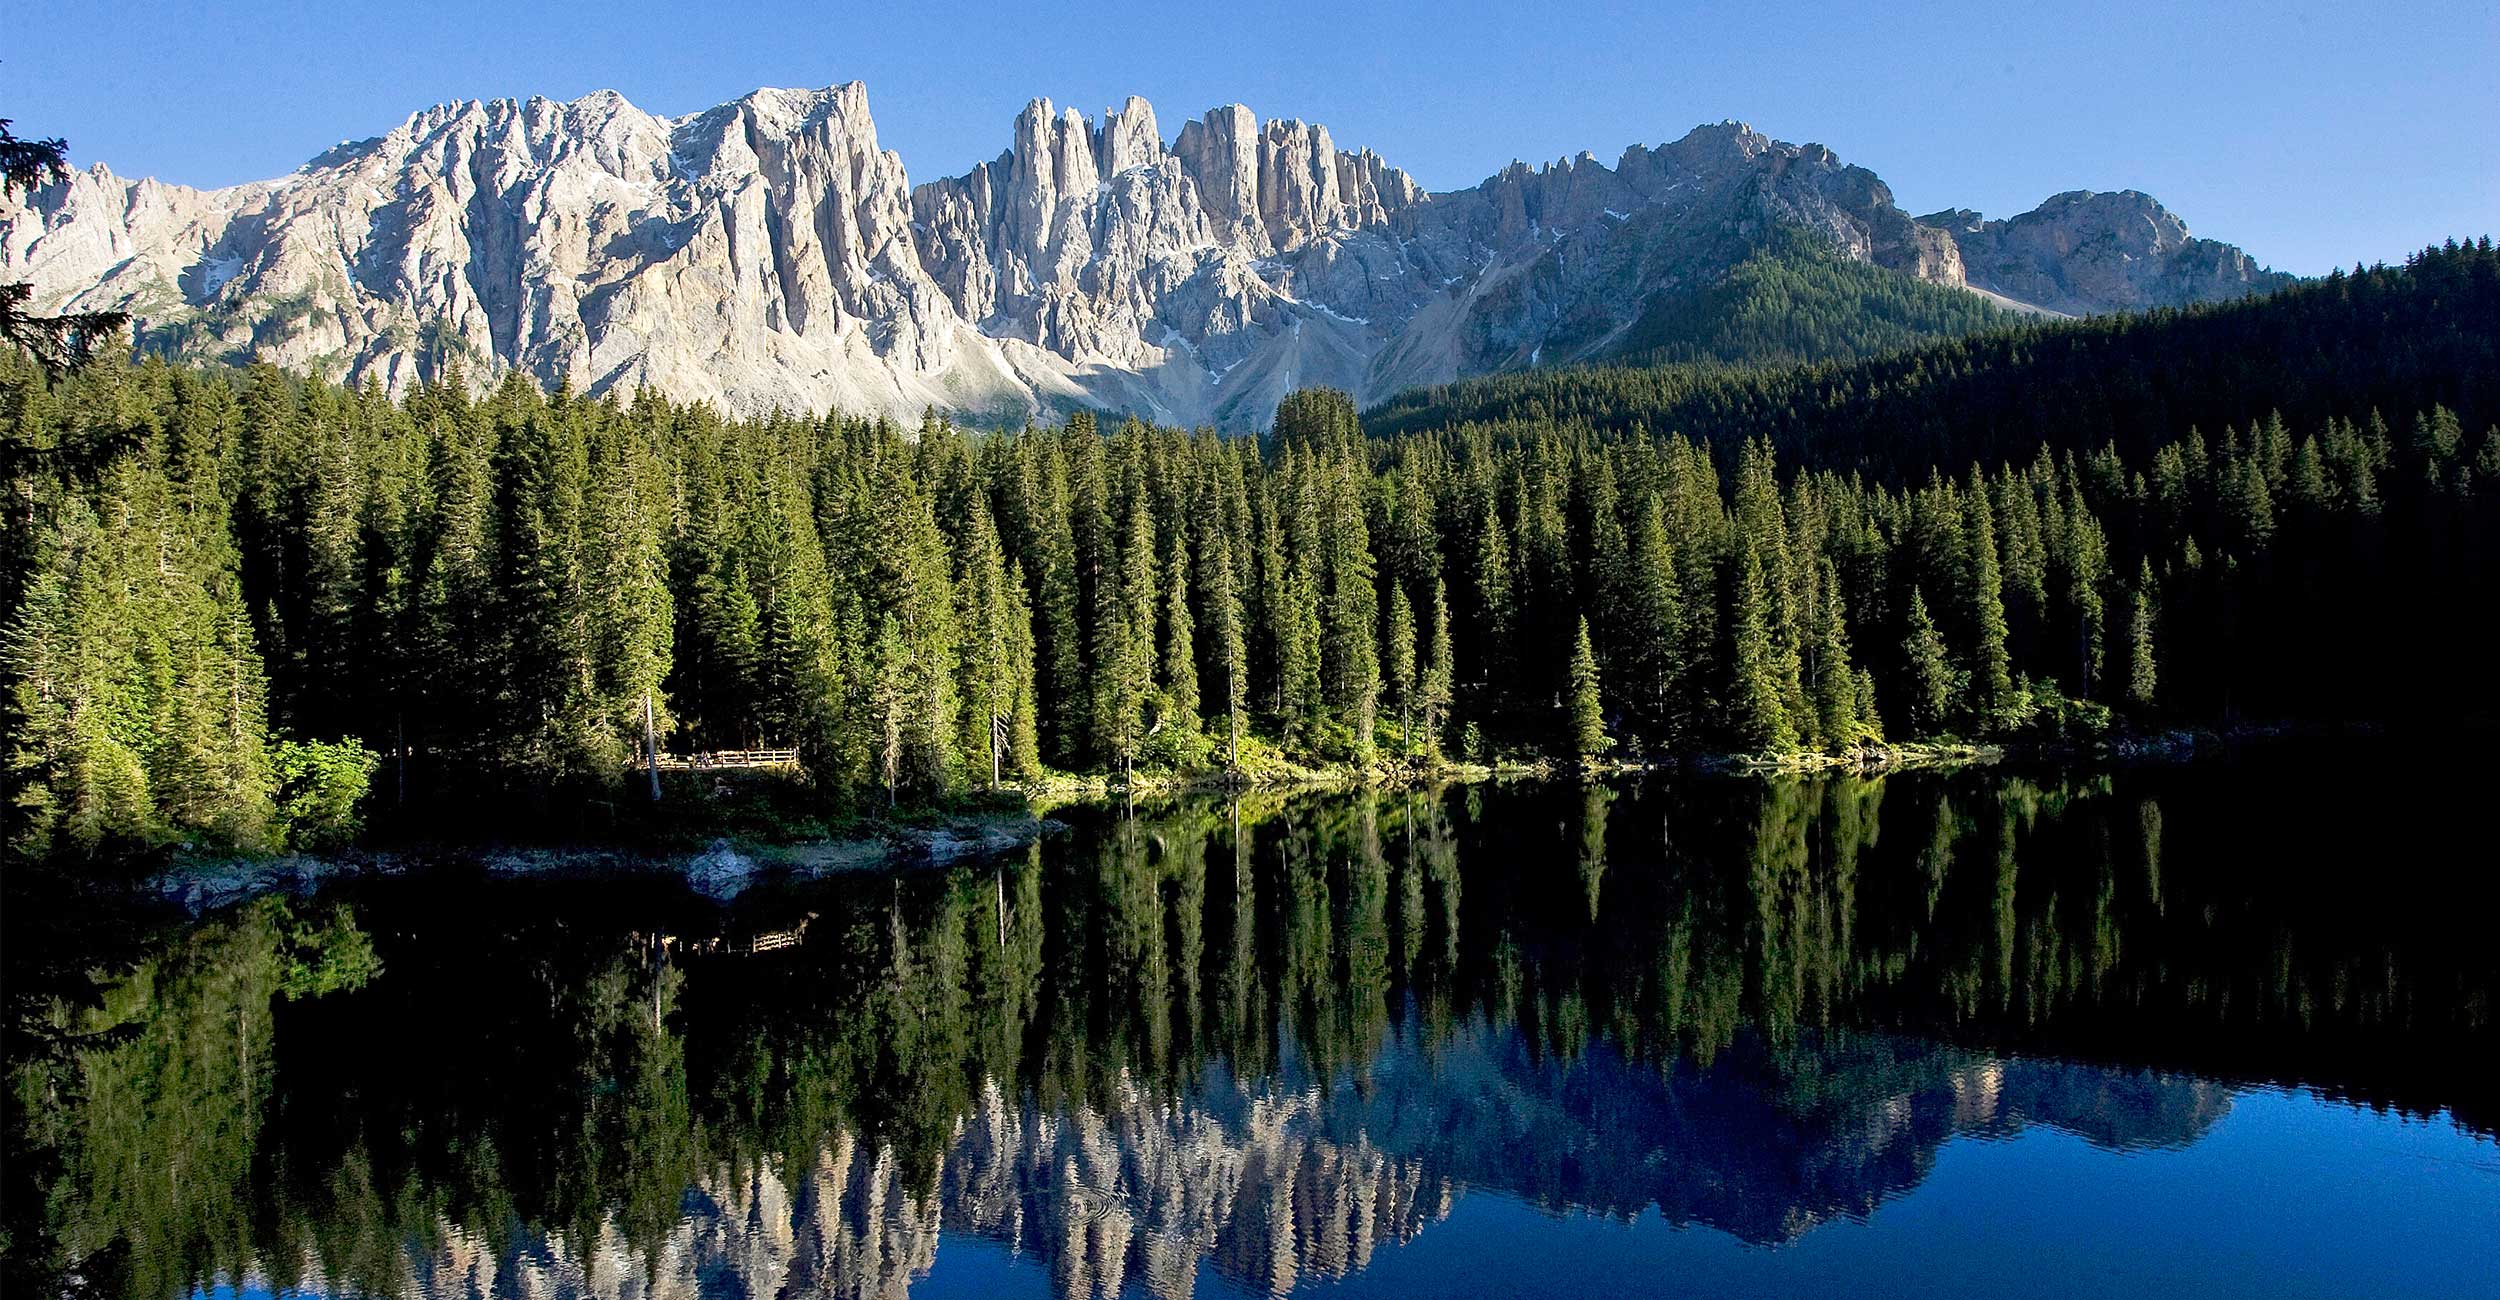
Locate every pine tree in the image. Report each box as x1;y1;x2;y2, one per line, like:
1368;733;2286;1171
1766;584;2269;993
1472;503;1515;730
2126;558;2159;712
1727;543;1795;753
485;388;601;784
1619;492;1686;748
1382;581;1417;756
1197;492;1248;769
1901;586;1955;737
1808;555;1861;750
1963;477;2016;730
1565;616;1610;763
868;612;908;804
1277;560;1323;754
1319;460;1380;761
583;411;674;778
1066;429;1112;766
3;410;284;855
1095;491;1158;777
2060;485;2108;698
954;496;1017;788
1159;522;1200;745
1002;561;1043;780
1027;442;1084;767
1420;576;1455;763
1853;666;1884;743
1734;440;1810;747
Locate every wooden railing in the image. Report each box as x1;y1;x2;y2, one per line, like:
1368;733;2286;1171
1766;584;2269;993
746;927;804;954
649;748;800;772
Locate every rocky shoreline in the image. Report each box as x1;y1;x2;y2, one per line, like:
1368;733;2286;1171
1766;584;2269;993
142;723;2350;913
149;809;1069;913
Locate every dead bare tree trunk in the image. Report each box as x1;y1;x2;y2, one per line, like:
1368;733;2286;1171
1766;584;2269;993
643;691;662;802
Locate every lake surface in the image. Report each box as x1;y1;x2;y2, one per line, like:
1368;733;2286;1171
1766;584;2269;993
6;747;2494;1299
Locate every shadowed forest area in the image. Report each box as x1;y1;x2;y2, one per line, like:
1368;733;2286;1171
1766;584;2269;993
6;244;2497;859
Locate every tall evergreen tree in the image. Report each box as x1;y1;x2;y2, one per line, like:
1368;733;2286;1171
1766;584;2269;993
1382;581;1417;755
1616;493;1688;745
1901;587;1955;737
1094;491;1158;777
1196;490;1248;769
1727;544;1795;753
1159;523;1200;747
1318;460;1380;760
1808;555;1862;749
1963;477;2016;729
1565;616;1610;763
2125;558;2159;712
954;496;1019;788
1420;576;1455;764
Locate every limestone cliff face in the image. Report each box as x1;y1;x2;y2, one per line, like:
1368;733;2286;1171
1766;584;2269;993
1921;190;2296;316
2;84;2286;427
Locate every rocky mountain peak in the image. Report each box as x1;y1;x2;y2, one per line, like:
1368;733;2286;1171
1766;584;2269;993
1099;96;1164;177
1920;188;2292;315
3;81;2289;427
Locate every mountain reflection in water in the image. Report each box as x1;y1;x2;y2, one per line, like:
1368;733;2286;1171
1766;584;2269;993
4;751;2491;1300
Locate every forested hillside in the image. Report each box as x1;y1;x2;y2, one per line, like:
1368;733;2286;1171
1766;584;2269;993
1598;228;2012;368
5;244;2494;860
1369;240;2500;476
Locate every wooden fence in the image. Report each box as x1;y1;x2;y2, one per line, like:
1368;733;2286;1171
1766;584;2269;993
648;748;800;772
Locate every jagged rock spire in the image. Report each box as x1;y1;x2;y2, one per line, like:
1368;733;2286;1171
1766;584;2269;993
1;82;2286;427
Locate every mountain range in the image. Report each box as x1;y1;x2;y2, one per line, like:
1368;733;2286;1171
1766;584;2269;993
1;82;2291;427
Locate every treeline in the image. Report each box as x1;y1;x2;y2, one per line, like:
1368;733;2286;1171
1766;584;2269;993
6;333;2496;857
1367;240;2500;477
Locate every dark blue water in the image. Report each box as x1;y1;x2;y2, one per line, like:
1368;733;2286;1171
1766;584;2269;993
7;749;2493;1299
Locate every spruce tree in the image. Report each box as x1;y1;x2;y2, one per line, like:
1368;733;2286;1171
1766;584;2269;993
1565;616;1610;763
1383;581;1417;757
1420;576;1455;763
1197;494;1248;769
1808;555;1861;750
2061;485;2109;698
2126;558;2159;712
584;411;674;778
1066;430;1112;766
954;496;1017;788
1727;544;1795;753
1276;560;1324;755
1620;492;1686;748
1472;504;1516;730
1159;522;1199;746
1963;477;2016;729
1094;491;1158;777
1901;586;1955;737
1026;442;1084;768
1319;461;1380;761
1002;562;1043;780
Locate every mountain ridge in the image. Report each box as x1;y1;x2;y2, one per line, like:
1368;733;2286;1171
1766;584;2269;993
1;81;2293;426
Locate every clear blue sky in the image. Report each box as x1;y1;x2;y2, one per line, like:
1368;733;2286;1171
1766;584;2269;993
10;0;2493;274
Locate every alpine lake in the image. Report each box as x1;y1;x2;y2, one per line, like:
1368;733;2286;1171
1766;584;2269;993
7;742;2494;1300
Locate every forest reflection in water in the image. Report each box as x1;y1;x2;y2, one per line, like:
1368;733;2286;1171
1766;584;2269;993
5;748;2494;1300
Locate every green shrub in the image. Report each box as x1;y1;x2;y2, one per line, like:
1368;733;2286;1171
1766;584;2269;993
273;738;379;852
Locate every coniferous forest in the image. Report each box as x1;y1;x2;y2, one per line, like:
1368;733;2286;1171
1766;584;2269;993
4;243;2496;860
